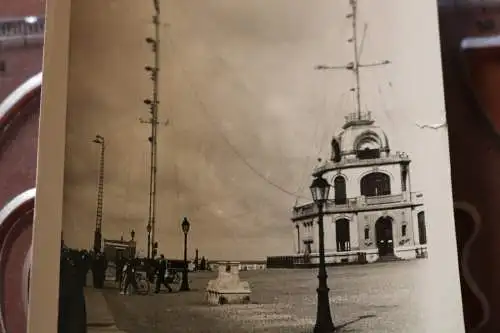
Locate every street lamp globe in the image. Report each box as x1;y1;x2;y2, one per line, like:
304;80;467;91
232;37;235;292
181;217;190;235
310;176;331;204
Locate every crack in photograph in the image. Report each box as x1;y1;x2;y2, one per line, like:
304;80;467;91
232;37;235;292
56;0;465;332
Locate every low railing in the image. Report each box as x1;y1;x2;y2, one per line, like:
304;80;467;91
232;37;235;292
292;192;424;220
266;256;309;268
293;203;316;217
0;16;45;48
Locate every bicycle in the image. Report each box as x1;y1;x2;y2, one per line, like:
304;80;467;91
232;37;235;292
120;271;151;295
136;271;151;294
165;269;181;284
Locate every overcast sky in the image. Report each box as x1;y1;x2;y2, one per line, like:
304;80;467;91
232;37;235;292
61;0;452;261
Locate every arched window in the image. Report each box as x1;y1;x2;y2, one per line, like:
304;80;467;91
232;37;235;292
364;226;370;240
360;172;391;197
356;136;381;159
331;139;341;163
417;211;427;244
334;176;347;204
336;219;350;252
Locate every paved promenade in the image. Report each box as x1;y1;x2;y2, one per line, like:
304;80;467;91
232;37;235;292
85;286;125;333
93;260;439;333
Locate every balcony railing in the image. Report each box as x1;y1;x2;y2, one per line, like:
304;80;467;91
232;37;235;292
344;111;372;122
0;16;45;48
313;153;410;175
365;193;404;205
292;192;424;220
342;111;375;129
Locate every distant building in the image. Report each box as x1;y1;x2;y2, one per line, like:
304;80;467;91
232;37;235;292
268;112;428;267
103;238;136;261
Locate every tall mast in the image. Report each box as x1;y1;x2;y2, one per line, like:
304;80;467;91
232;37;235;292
350;0;362;119
140;0;167;259
315;0;390;122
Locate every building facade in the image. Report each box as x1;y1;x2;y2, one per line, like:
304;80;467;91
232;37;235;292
291;112;427;264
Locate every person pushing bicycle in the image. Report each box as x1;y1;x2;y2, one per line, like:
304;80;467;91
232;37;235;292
121;258;138;295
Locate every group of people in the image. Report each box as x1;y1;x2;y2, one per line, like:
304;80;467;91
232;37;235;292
57;240;213;332
58;244;108;332
115;254;174;295
198;256;208;271
58;247;87;333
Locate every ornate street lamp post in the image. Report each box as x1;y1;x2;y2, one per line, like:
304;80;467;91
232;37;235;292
92;134;105;253
179;217;191;291
310;175;336;332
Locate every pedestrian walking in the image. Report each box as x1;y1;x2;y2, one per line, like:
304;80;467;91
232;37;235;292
155;254;172;293
121;258;138;295
200;256;206;271
75;250;90;288
92;252;107;288
115;253;124;286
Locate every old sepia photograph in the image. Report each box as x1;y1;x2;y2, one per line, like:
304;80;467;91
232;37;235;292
55;0;465;332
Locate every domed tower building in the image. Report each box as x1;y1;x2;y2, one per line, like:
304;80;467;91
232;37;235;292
292;111;427;264
286;0;427;266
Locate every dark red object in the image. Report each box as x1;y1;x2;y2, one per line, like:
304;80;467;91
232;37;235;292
439;1;500;332
0;2;45;332
0;73;41;333
0;190;35;333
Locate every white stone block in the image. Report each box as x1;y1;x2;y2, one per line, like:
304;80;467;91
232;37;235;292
205;261;251;305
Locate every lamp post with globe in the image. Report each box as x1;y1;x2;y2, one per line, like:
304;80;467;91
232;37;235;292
310;175;336;332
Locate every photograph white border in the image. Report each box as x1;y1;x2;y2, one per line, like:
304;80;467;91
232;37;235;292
27;0;72;332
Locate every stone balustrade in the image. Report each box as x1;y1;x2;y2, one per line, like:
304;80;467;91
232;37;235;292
292;192;424;220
